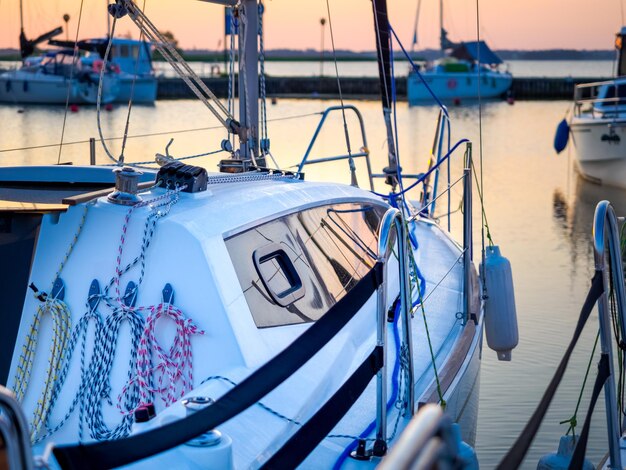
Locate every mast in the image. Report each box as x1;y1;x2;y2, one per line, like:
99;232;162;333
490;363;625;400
19;0;24;34
107;0;111;37
439;0;444;54
237;0;262;166
371;0;398;189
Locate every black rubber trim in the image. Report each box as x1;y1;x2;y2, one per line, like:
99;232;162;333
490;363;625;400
53;262;384;470
496;270;604;470
261;346;383;469
569;353;611;470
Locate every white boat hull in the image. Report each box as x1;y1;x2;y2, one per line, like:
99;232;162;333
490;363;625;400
571;118;626;188
408;70;512;104
0;166;483;468
0;70;119;104
116;74;158;104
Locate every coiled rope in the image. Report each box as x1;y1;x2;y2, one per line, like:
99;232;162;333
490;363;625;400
12;206;89;441
16;186;203;443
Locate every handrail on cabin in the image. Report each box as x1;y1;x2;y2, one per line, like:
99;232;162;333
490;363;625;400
298;105;374;190
592;201;626;469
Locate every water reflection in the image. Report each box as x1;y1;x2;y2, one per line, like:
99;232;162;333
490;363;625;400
553;175;626;260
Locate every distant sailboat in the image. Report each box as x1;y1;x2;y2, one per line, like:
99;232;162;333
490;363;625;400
50;37;158;104
0;0;120;105
407;0;512;104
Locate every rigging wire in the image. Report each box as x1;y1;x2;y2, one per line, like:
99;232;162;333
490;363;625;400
0;112;324;155
118;0;149;164
96;16;120;164
475;0;488;286
56;0;86;165
325;0;357;186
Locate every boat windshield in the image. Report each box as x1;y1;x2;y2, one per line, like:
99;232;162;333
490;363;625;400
40;52;82;76
600;84;626;106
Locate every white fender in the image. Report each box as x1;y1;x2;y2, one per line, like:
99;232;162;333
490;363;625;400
481;245;519;361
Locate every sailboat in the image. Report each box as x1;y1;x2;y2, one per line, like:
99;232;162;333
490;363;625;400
49;37;158;104
0;0;518;468
0;0;120;104
407;0;512;104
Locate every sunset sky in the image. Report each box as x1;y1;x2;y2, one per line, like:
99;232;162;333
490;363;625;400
0;0;621;52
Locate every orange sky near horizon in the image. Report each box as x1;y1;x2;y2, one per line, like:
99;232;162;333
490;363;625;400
0;0;621;52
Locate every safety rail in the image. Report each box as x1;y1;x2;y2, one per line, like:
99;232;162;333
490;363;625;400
573;80;626;117
378;404;462;470
592;200;626;469
0;385;34;470
378;208;415;432
297;105;374;190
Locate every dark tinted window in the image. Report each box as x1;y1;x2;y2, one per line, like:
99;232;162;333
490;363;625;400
225;202;387;328
601;84;626;106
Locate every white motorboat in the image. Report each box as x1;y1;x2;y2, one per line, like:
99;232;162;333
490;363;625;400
563;28;626;188
0;1;519;468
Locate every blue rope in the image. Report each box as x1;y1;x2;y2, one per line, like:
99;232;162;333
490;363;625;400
389;25;448;117
371;138;469;199
332;301;404;470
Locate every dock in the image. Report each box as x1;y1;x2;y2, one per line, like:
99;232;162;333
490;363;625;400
156;76;609;101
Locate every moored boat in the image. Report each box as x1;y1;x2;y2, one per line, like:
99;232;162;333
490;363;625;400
0;49;120;105
0;1;519;468
567;28;626;188
407;0;511;105
52;37;158;104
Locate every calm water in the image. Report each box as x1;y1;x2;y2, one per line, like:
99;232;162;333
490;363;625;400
1;59;615;79
152;59;616;79
0;95;623;468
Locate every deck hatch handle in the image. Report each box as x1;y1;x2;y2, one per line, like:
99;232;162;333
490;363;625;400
253;243;305;307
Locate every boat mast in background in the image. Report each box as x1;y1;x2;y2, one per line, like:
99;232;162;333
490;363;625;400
17;0;63;59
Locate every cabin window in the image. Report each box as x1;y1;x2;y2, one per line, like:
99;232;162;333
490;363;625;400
120;45;130;58
601;85;626;106
131;45;140;59
225;202;387;328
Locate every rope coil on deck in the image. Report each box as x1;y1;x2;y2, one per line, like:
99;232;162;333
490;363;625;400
13;185;205;443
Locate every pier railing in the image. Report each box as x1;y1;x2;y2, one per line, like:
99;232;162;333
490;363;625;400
0;385;34;470
378;404;462;470
496;201;626;469
591;200;626;469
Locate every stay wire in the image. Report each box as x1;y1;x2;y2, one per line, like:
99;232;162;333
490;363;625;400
119;0;148;164
325;0;356;183
475;0;488;272
0;112;324;155
559;330;600;437
97;16;120;164
57;0;86;165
